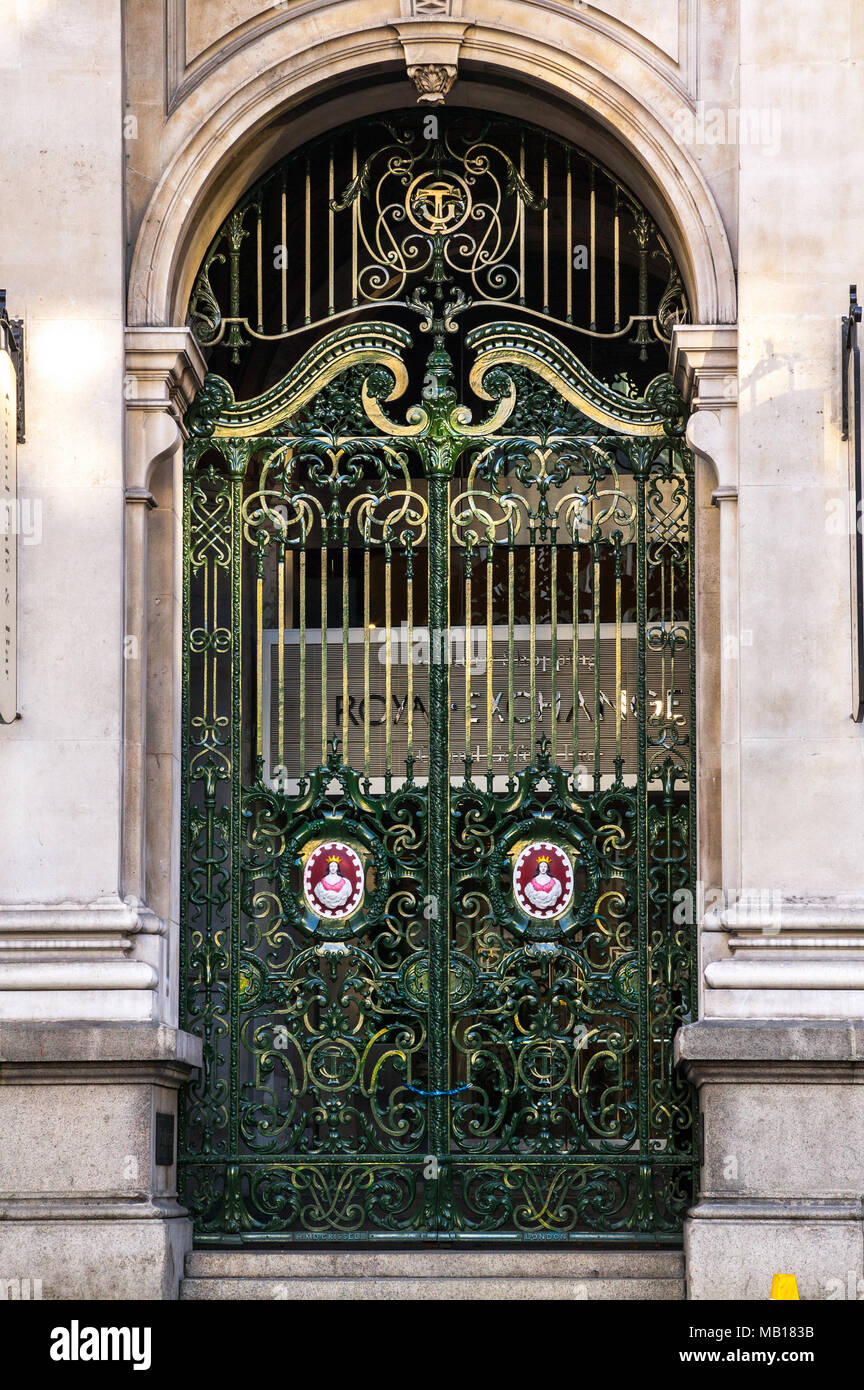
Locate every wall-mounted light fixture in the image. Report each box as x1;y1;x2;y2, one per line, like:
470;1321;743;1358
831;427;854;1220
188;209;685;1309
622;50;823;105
842;284;863;723
0;290;24;725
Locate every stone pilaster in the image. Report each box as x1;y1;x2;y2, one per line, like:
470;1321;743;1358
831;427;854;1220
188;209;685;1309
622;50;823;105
123;328;205;1026
0;331;205;1299
672;323;864;1298
671;325;739;1016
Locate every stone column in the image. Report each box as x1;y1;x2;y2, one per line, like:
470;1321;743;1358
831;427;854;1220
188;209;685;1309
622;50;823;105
672;326;739;1014
677;1022;864;1301
672;314;864;1297
0;1023;201;1300
0;329;205;1300
123;328;206;1024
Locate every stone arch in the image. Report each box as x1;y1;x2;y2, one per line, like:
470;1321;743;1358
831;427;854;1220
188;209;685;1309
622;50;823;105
127;10;736;334
125;6;735;1028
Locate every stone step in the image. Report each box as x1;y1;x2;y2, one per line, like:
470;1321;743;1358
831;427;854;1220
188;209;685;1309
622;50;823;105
186;1248;684;1279
181;1249;685;1300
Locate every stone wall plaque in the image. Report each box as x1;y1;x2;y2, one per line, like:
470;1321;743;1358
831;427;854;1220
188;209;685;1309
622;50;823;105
154;1111;175;1167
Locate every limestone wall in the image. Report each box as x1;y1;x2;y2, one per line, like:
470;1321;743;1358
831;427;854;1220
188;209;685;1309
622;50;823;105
0;1;125;907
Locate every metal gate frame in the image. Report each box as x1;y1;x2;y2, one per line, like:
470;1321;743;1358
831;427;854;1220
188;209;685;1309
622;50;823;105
179;114;697;1242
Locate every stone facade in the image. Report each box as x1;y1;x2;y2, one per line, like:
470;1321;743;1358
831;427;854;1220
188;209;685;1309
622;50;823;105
1;0;863;1299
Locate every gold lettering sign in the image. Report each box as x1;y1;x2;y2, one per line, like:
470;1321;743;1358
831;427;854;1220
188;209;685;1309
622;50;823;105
264;625;690;789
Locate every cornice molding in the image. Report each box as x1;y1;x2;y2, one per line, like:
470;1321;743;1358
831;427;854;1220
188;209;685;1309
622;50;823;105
670;323;737;407
124;326;207;425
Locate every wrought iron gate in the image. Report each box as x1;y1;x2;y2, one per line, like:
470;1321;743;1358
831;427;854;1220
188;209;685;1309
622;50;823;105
181;112;697;1241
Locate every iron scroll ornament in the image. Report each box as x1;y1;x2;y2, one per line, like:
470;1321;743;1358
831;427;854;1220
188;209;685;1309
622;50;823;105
188;111;688;373
186;320;688;445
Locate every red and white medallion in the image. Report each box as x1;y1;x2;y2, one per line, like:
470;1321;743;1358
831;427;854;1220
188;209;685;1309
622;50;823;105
303;841;365;920
512;841;574;920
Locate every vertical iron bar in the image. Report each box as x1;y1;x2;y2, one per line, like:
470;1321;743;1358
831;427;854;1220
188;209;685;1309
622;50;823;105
406;545;414;774
256;202;263;333
508;532;515;781
230;469;243;1175
529;531;537;757
550;539;558;763
613;186;621;331
202;564;209;736
615;534;623;776
351;137;359;308
299;547;307;778
486;544;493;785
519;133;526;306
636;469;650;1172
427;474;451;1164
328;146;335;317
179;465;192;1163
385;540;392;788
542;139;549;314
342;532;349;763
670;555;676;744
593;526;601;790
661;561;667;740
278;538;286;783
464;547;472;775
363;542;371;781
320;540;328;762
256;557;263;769
304;161;311;325
212;567;218;726
589;166;597;331
280;174;288;334
687;454;698;1191
566;154;572;324
572;539;579;778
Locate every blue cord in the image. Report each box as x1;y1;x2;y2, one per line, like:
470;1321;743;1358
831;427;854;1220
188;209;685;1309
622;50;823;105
404;1082;472;1097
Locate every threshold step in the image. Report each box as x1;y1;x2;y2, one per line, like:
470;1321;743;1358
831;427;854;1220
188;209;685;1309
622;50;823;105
181;1249;684;1299
186;1248;683;1280
181;1274;683;1301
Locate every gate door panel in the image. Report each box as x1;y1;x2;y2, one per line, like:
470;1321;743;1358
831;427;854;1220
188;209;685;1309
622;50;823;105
180;112;697;1241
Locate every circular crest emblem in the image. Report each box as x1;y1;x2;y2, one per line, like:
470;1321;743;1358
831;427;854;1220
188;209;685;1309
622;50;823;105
303;841;365;921
406;172;471;234
512;841;575;921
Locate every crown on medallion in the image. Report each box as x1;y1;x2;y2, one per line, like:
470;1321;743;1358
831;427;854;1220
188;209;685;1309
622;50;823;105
536;854;551;865
326;854;341;866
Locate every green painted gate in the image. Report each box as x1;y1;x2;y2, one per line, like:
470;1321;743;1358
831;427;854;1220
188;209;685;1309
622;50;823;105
180;112;697;1241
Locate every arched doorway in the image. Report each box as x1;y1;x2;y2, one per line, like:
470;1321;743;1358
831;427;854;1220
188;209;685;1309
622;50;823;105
180;108;696;1242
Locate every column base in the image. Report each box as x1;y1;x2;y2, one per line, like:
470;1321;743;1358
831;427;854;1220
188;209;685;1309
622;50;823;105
677;1020;864;1301
0;1023;201;1300
0;1205;193;1301
685;1200;864;1301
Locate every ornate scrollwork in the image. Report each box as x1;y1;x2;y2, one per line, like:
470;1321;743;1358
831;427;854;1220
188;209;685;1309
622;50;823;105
189;111;687;382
